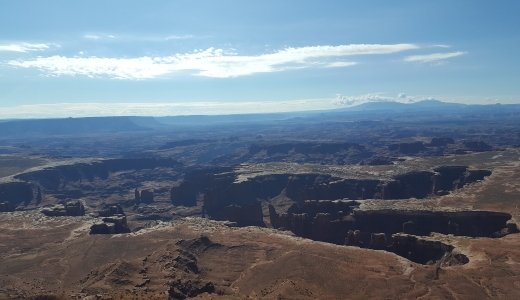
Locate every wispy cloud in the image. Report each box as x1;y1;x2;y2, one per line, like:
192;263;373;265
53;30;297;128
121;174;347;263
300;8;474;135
165;35;194;40
404;51;466;63
332;93;394;106
5;43;418;79
0;99;338;118
325;61;357;68
0;42;51;53
432;44;450;48
84;35;100;39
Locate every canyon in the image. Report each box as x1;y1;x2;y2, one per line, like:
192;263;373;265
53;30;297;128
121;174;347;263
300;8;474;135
1;103;520;299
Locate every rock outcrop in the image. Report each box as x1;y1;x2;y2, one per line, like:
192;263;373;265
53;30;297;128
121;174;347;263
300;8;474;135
388;142;427;154
0;202;14;212
180;165;494;225
463;141;492;152
427;137;455;147
90;211;130;234
140;189;154;204
98;204;125;217
13;158;182;191
270;204;513;245
391;234;469;266
134;188;141;205
41;201;85;217
0;182;33;207
211;201;265;227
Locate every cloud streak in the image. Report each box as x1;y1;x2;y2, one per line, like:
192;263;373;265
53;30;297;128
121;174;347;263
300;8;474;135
404;51;466;63
332;93;394;106
0;99;338;118
0;42;51;53
325;62;357;68
5;43;418;79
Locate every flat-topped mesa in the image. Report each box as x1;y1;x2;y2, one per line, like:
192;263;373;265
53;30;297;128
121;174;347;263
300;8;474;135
352;209;512;238
381;166;491;199
201;166;490;208
463;140;493;152
13;158;182;192
180;165;492;225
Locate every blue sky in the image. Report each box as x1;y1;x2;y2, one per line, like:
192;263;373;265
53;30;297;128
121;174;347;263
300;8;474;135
0;1;519;118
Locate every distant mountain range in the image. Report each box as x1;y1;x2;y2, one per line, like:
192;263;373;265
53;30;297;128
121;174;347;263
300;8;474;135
0;100;519;137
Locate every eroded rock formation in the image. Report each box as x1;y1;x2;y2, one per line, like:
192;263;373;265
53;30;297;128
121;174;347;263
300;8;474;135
463;140;492;152
140;189;154;204
41;201;85;217
270;202;513;244
90;208;130;234
98;204;125;217
391;234;469;265
171;181;197;207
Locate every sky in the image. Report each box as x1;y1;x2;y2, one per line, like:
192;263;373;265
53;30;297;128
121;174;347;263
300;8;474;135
0;0;519;118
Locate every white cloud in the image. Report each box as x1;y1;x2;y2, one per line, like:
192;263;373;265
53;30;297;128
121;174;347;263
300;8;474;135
404;51;466;63
0;43;50;53
165;35;194;40
0;99;339;118
325;61;357;68
84;35;100;39
5;43;418;79
397;93;406;98
432;44;450;48
332;93;394;106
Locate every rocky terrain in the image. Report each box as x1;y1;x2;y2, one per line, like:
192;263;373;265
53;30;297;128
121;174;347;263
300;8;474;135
1;103;520;299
